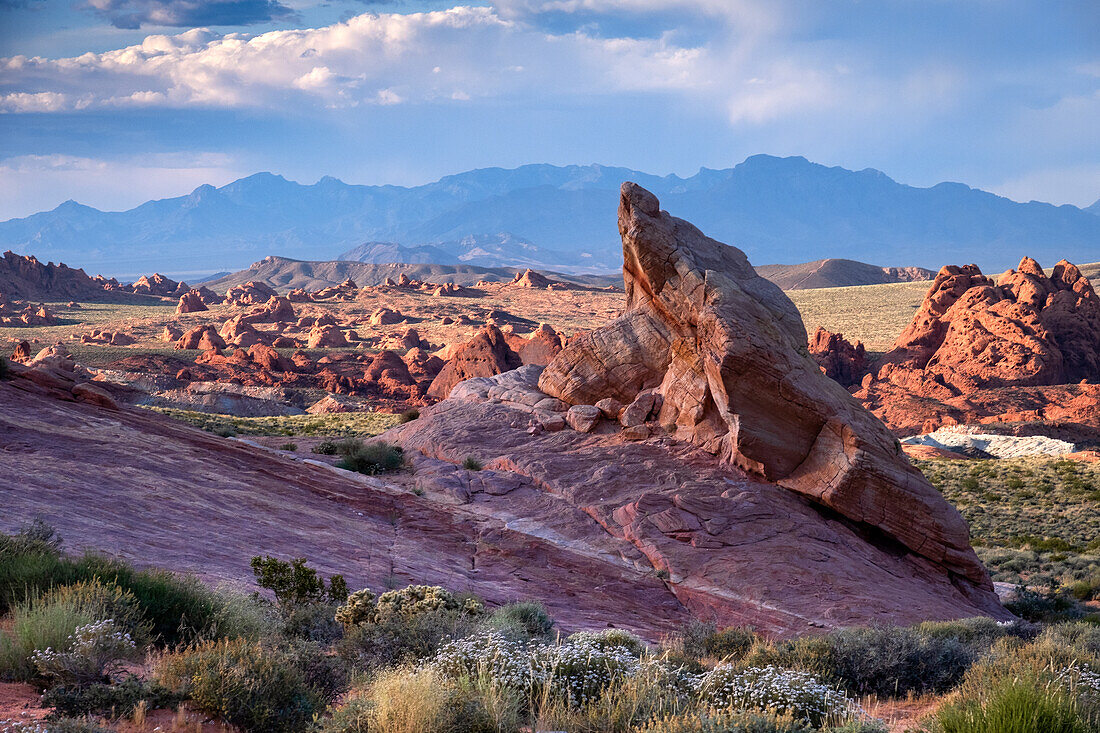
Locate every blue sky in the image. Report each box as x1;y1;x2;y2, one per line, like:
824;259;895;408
0;0;1097;221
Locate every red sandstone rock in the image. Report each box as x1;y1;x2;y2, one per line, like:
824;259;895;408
809;327;867;387
307;325;349;348
131;273;178;296
538;183;991;589
516;324;563;366
176;290;208;314
224;280;278;306
426;325;522;400
11;340;31;362
369;307;404;326
176;325;226;351
508;269;553;288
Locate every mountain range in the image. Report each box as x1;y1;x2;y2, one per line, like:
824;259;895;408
1;155;1097;278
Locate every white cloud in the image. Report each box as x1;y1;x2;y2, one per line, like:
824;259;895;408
0;152;246;220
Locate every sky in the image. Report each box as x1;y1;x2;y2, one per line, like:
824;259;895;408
0;0;1098;221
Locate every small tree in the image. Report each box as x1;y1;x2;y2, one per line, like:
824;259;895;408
250;556;348;609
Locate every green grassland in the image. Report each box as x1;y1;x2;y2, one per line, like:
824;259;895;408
917;457;1100;595
143;407;404;437
787;280;930;352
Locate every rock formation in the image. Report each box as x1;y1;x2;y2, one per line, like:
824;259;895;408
855;258;1100;437
225;280;278;306
132;273;178;297
386;183;1007;634
426;325;522;400
176;290;208;314
0;251;138;301
808;327;866;387
176;325;226;351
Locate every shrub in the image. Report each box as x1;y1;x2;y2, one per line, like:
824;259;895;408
338;610;479;674
0;594;98;682
0;355;9;380
283;602;344;643
36;581;151;648
916;617;1034;649
742;624;974;698
353;666;498;733
41;675;180;719
313;440;339;455
930;674;1086;733
636;709;818;733
279;442;298;451
40;718;113;733
319;690;372;733
565;628;646;656
1006;586;1084;622
539;634;643;707
154;638;325;733
463;456;483;471
31;620;137;686
250;555;348;609
486;601;555;640
373;585;484;624
213;426;237;437
335;588;377;629
670;621;760;662
432;632;537;697
697;665;861;727
399;408;420;423
336;440;405;475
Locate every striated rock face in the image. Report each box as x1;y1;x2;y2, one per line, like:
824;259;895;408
537;183;992;587
856;258;1100;437
809;327;867;387
426;325;522;400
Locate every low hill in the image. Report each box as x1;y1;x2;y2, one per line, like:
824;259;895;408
755;258;933;290
203;256;621;293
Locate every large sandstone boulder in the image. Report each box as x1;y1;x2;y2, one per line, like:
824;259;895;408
225;280;278;307
539;183;990;587
176;325;225;351
176;290;208;314
427;325;522;400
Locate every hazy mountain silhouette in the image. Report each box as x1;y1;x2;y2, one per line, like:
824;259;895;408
2;156;1097;277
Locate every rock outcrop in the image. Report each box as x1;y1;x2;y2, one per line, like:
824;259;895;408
426;325;522;400
855;258;1100;437
225;280;278;307
387;183;1007;634
809;327;867;387
176;290;208;314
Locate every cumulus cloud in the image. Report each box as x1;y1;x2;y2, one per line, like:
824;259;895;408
81;0;296;29
0;7;729;113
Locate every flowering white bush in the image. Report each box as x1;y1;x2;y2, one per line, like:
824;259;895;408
30;619;136;685
697;664;861;726
536;634;643;707
432;632;539;695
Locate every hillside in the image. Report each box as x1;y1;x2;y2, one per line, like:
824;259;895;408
755;258;933;290
203;256;621;292
3;156;1099;277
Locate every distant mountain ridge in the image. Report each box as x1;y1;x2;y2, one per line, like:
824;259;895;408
1;156;1098;277
754;259;933;291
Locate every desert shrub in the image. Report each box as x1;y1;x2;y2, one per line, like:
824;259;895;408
336;440;405;475
537;657;697;733
335;588;377;629
313;440;339;455
283;601;344;643
374;585;484;623
349;666;497;733
742;624;974;698
154;637;325;733
636;709;818;733
40;718;113;733
36;582;151;648
279;442;298;451
825;624;974;697
250;555;348;609
1040;622;1100;658
0;594;98;681
697;665;861;727
670;621;761;663
916;617;1035;649
31;620;138;686
399;408;420;423
539;634;644;707
463;456;483;471
1006;586;1085;622
319;690;372;733
338;609;480;674
71;555;251;645
486;601;555;640
930;674;1086;733
41;675;180;719
565;628;647;656
432;632;537;697
213;426;237;437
